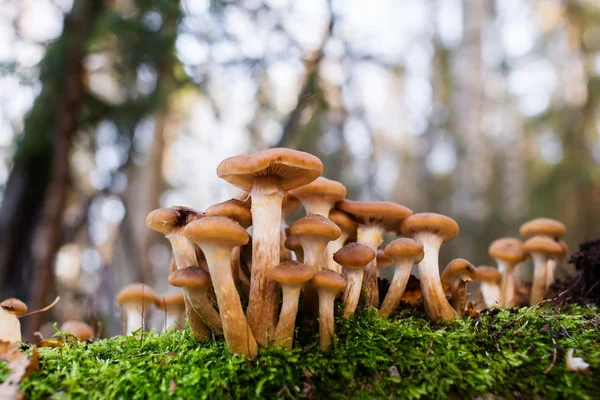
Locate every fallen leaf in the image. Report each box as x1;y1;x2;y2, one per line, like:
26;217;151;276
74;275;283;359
0;341;37;399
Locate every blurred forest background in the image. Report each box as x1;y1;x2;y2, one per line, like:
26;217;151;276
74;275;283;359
0;0;599;339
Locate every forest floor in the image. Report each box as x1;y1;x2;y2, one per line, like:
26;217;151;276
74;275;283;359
2;303;599;399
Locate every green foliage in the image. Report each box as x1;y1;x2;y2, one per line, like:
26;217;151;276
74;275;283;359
10;304;600;399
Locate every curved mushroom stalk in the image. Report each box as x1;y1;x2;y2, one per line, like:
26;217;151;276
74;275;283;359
184;297;212;341
498;261;516;307
530;253;549;305
379;262;412;318
441;259;477;317
334;243;375;318
184;289;223;333
356;225;385;306
312;271;346;352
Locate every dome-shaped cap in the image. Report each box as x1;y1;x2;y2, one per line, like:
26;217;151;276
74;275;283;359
282;193;301;218
523;236;563;255
289;177;347;204
184;216;249;247
311;270;347;292
333;243;375;268
284;234;303;253
475;266;502;283
290;214;341;241
488;238;526;263
159;292;186;307
146;207;203;234
384;238;424;262
336;200;413;230
206;199;252;229
168;267;211;288
0;298;27;316
60;320;95;341
328;209;357;234
116;283;159;305
217;148;323;192
269;261;314;284
399;213;459;243
519;218;566;238
376;250;393;269
441;258;477;285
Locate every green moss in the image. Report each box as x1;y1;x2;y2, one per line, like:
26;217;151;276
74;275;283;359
9;304;600;399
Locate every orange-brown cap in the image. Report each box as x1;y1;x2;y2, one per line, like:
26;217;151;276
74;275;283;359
523;236;563;255
475;266;502;283
184;216;249;248
488;238;526;263
282;193;301;218
441;258;477;285
384;238;424;264
311;270;347;293
0;298;27;316
290;214;341;241
269;261;314;284
399;213;459;243
333;243;375;268
206;199;252;229
146;207;203;234
376;250;393;269
289;177;347;206
116;284;159;306
60;320;95;341
159;292;186;307
168;267;211;288
217;148;323;192
519;218;566;239
336;200;413;230
284;234;304;253
328;209;357;234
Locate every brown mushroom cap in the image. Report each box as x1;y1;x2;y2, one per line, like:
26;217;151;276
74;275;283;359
206;199;252;229
184;216;249;247
282;193;301;219
311;270;347;293
519;218;566;239
269;261;314;284
336;200;413;230
217;148;324;192
488;238;526;263
60;320;95;340
399;213;459;243
289;177;347;205
0;298;27;316
284;234;304;253
384;238;424;261
146;207;203;234
523;236;563;255
290;214;341;241
328;209;357;234
160;292;186;307
475;266;502;283
116;283;159;305
333;243;376;268
167;266;211;288
376;250;393;269
441;258;477;285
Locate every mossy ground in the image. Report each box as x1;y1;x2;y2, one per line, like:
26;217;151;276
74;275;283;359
4;304;600;399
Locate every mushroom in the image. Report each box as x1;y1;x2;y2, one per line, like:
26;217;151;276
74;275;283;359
523;236;563;305
60;320;95;341
311;270;346;352
289;177;347;217
116;283;159;335
158;292;186;331
333;243;375;318
336;200;413;307
284;233;304;263
280;192;302;262
475;266;502;308
376;250;393;270
184;216;257;358
399;213;459;321
546;240;569;292
326;209;358;273
440;258;477;317
0;298;27;342
519;218;566;240
269;261;314;349
217;148;323;345
488;238;527;307
167;267;223;334
378;238;424;318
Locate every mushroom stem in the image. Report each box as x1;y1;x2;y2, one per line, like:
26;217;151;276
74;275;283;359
318;290;337;352
342;268;364;318
545;257;557;293
413;233;457;321
480;282;501;308
326;232;350;274
356;224;385;307
184;296;212;340
0;307;21;342
530;253;548;305
169;235;201;271
303;202;331;218
184;290;223;333
450;281;468;317
274;286;302;349
246;176;284;346
301;237;330;315
498;260;516;307
123;306;145;334
378;260;412;318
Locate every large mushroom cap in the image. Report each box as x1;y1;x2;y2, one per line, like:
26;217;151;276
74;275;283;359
217;148;324;192
206;199;252;229
384;238;424;261
333;243;375;268
159;292;186;307
328;209;357;234
399;213;459;243
184;216;249;247
519;218;566;239
336;200;413;230
311;270;347;293
289;177;347;205
475;266;502;283
269;261;314;284
523;236;563;255
0;298;27;316
146;207;203;234
441;258;477;285
116;283;159;306
60;320;95;341
488;238;526;263
290;214;341;241
168;266;211;288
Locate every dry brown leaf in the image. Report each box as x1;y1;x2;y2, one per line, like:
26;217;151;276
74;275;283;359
0;341;38;400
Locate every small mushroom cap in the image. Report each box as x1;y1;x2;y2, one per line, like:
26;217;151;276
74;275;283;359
60;320;95;340
336;200;413;230
333;243;376;268
290;214;341;241
328;209;357;234
0;298;27;316
184;216;249;247
311;270;347;293
475;266;502;283
146;207;202;234
519;218;566;239
289;177;347;206
282;193;301;218
441;258;477;285
376;250;393;269
116;283;159;305
206;199;252;229
269;261;314;284
217;148;324;192
284;234;304;253
488;238;526;263
159;292;186;307
168;267;211;288
523;236;564;255
399;213;459;243
384;238;425;264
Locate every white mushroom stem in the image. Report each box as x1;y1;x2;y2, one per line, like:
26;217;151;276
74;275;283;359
450;280;470;317
0;308;21;342
326;232;350;274
356;224;385;307
545;257;558;293
317;289;338;352
530;253;549;305
379;260;413;318
497;260;517;307
413;233;457;321
480;282;501;308
301;237;330;316
168;234;200;270
342;268;365;318
302;201;331;218
122;303;146;334
274;285;303;349
247;176;283;346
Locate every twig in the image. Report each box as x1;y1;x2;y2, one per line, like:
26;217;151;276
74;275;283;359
512;320;529;334
19;296;60;318
424;338;434;359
